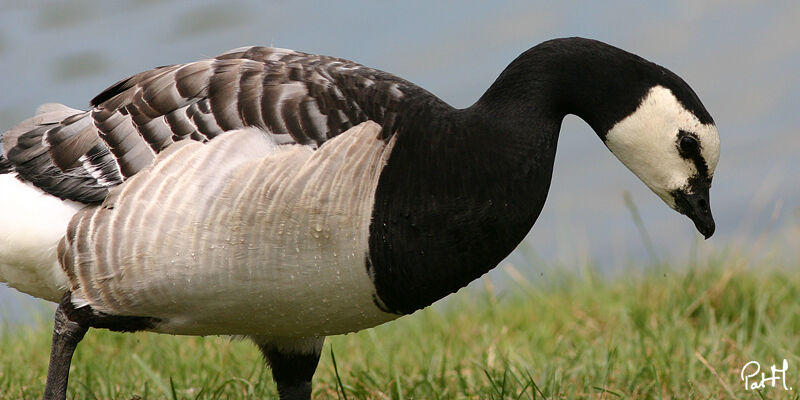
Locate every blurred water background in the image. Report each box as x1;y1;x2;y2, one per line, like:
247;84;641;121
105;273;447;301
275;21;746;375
1;1;798;325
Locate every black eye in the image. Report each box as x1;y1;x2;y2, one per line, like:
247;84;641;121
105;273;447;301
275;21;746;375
679;134;698;153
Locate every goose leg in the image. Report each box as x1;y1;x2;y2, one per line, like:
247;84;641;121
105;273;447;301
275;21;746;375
252;336;325;400
42;293;157;400
42;295;89;400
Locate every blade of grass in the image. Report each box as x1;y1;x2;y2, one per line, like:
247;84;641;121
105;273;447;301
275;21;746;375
592;386;622;398
526;369;548;400
131;353;171;398
623;191;661;265
330;346;349;400
169;376;178;400
694;351;735;398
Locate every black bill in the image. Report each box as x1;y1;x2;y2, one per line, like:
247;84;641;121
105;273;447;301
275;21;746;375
673;185;715;239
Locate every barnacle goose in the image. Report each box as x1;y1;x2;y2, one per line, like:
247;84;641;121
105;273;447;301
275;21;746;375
0;37;719;400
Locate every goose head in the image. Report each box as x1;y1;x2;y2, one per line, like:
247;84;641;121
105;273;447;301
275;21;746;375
512;38;721;239
604;85;719;239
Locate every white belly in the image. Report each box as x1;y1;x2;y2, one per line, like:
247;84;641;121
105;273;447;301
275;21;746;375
60;122;399;337
0;174;80;302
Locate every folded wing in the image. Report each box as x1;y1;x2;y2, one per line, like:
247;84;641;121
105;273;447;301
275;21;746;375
1;47;411;204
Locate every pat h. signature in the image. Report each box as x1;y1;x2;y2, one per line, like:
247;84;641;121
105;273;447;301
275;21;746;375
741;359;792;391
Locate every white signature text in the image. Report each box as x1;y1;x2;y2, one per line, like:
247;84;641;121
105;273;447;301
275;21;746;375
741;359;792;391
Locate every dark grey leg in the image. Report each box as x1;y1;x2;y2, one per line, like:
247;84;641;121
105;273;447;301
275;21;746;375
252;336;325;400
42;296;89;400
41;293;157;400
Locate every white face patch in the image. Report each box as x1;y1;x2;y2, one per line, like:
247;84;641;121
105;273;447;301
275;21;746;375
604;86;720;209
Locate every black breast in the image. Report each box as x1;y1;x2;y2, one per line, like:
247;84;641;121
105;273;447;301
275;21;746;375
366;104;561;315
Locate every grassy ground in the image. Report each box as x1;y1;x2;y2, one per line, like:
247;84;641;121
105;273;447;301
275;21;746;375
1;251;798;399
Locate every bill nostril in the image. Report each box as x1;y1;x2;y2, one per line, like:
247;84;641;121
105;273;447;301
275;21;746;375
698;198;709;213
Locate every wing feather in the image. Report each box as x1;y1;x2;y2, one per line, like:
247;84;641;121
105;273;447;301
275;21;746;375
2;46;421;203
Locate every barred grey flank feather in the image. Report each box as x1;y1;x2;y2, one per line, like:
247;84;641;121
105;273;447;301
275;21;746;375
2;46;414;204
59;122;398;336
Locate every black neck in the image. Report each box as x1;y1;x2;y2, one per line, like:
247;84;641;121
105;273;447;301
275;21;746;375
366;38;677;314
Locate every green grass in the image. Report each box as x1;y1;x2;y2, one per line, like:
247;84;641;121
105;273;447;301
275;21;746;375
1;252;799;399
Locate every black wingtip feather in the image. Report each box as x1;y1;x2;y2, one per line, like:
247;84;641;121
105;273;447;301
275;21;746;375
90;65;176;107
0;155;13;174
90;77;133;107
